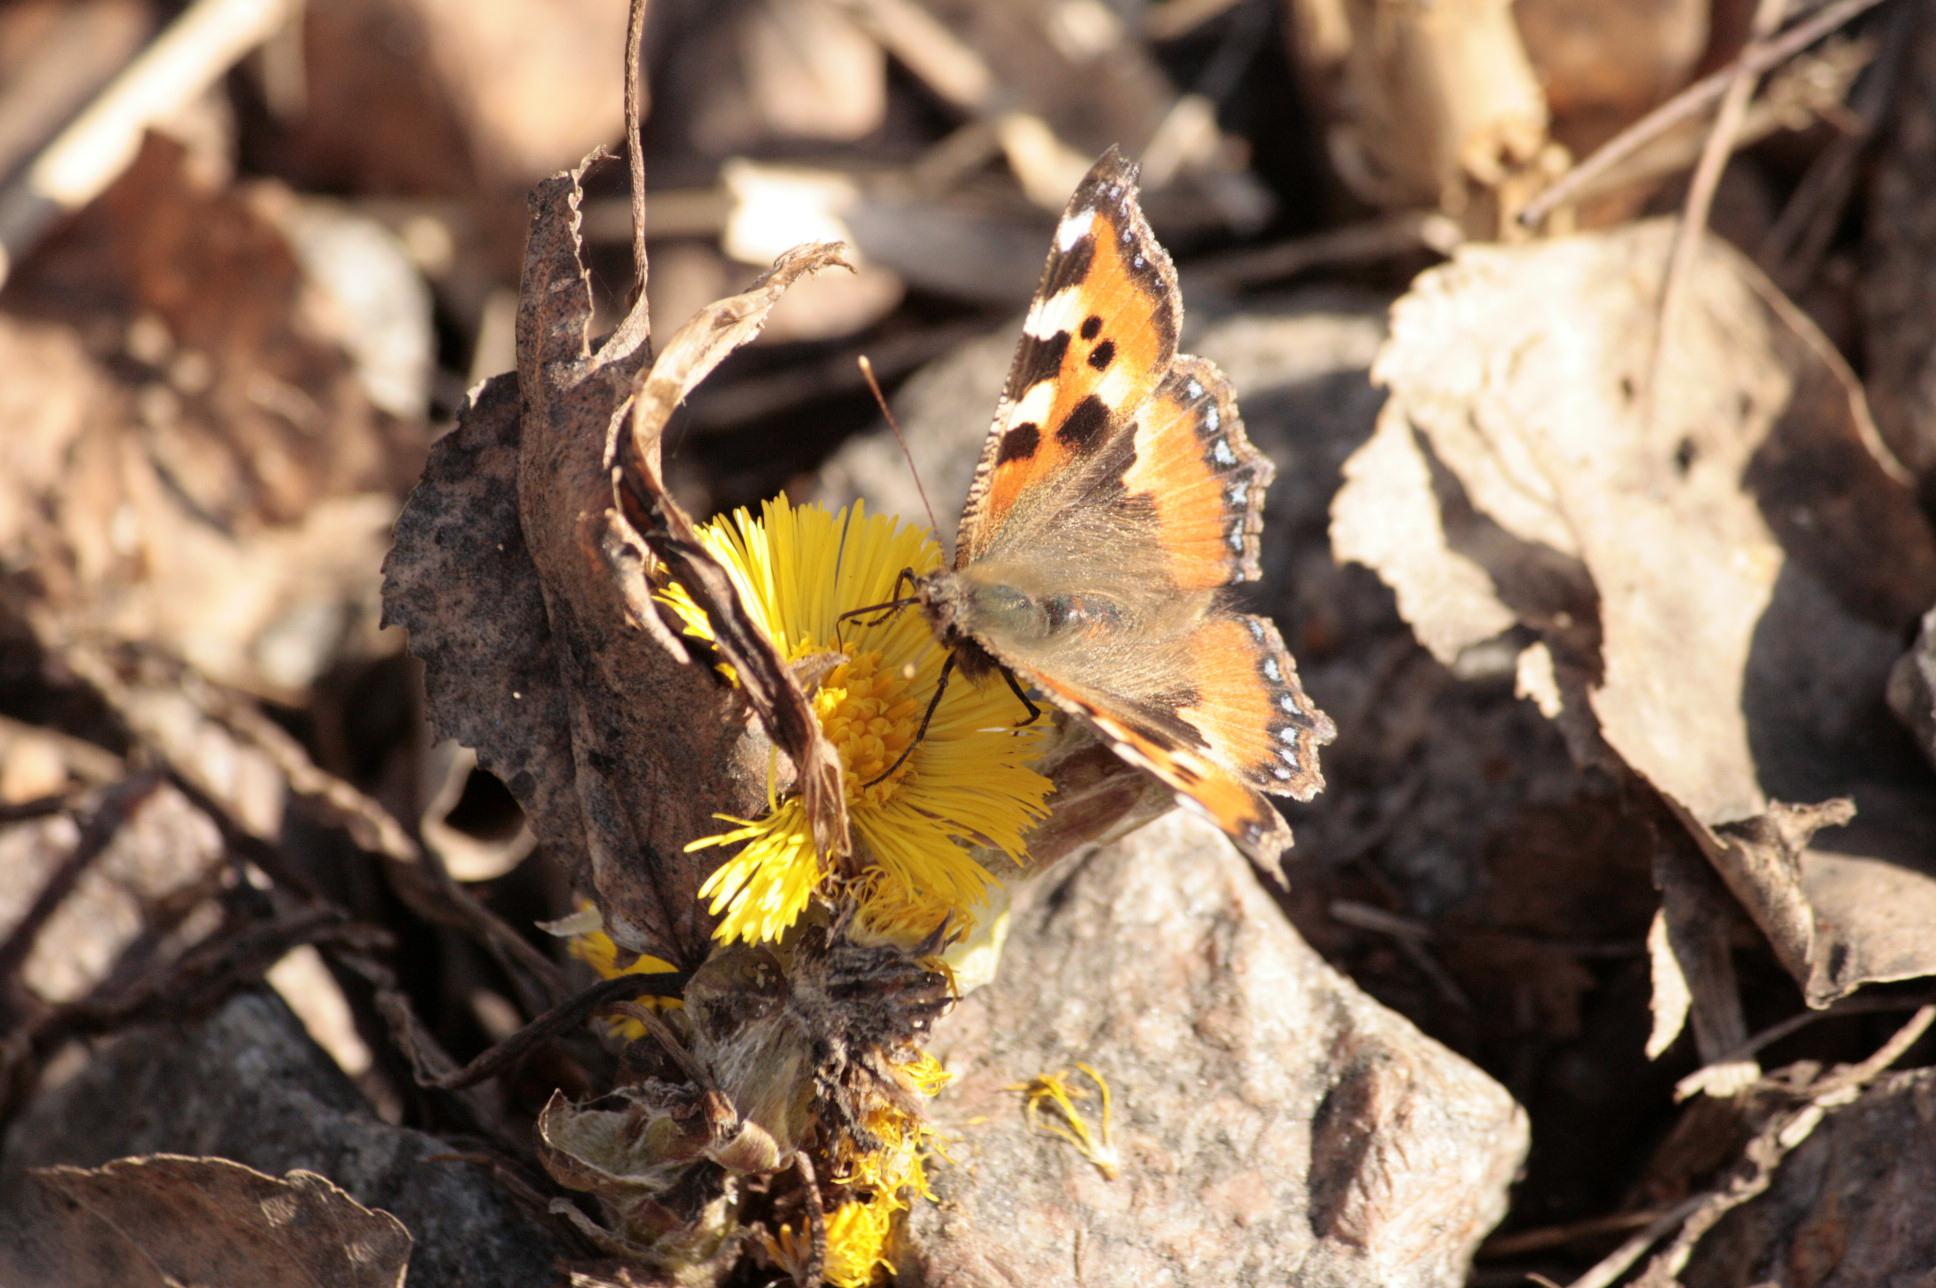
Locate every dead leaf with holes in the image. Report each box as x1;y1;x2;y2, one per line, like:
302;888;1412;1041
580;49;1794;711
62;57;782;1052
382;148;854;970
1333;221;1936;1050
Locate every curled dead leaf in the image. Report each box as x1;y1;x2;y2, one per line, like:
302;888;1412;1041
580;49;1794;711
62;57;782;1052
616;241;857;865
384;149;856;968
1334;220;1936;1021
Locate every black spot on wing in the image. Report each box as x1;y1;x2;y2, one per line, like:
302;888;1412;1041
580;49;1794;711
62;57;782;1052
1007;330;1070;401
1087;339;1116;371
1080;314;1102;340
996;423;1040;464
1056;395;1111;453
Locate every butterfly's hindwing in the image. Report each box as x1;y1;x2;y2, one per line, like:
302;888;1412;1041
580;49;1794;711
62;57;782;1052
1023;662;1297;860
1179;613;1333;802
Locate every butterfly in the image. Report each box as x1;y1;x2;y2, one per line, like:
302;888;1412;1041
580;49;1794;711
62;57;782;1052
897;148;1335;862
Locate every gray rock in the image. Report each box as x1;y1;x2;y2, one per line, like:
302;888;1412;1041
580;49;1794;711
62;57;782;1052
901;812;1527;1288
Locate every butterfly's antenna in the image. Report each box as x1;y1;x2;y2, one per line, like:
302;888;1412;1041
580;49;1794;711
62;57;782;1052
859;355;943;541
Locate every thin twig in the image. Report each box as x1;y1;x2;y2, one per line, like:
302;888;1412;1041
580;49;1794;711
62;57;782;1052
1599;1004;1936;1287
1560;1194;1710;1288
415;972;688;1091
1481;1204;1685;1259
0;774;164;989
1675;991;1936;1101
0;0;297;287
625;0;649;304
1194;210;1465;289
610;1000;711;1087
71;641;569;1013
1813;1002;1936;1099
1517;0;1897;230
1646;0;1789;433
0;795;74;827
1760;10;1905;287
795;1151;828;1285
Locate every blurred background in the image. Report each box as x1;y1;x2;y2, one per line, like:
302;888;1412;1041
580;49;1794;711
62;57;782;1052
4;0;1936;1284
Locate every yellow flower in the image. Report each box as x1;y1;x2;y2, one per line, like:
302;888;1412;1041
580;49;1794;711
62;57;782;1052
563;911;682;1038
895;1050;954;1099
824;1197;897;1287
806;1050;950;1285
664;495;1051;947
764;1198;897;1288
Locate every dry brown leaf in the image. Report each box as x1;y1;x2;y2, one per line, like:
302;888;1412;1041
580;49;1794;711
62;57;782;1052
0;134;413;703
1649;829;1752;1088
1515;0;1711;159
1889;605;1936;775
1333;220;1936;1012
616;242;856;864
0;775;215;1006
287;0;629;194
648;0;887;155
25;1154;410;1288
842;0;1263;220
1664;1065;1936;1286
384;150;853;967
845;0;1168;160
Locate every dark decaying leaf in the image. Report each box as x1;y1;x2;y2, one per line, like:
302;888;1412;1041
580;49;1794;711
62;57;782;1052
384;148;854;968
1888;605;1936;774
23;1154;411;1288
1333;219;1936;1021
1667;1064;1936;1287
615;241;857;864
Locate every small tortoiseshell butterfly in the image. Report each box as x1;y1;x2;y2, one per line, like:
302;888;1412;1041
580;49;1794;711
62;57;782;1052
908;148;1336;862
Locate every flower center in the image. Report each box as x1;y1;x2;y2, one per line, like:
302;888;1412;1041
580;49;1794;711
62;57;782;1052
815;650;923;802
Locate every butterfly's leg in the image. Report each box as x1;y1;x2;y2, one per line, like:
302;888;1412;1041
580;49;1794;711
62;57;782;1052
998;666;1041;726
865;650;956;787
836;569;921;646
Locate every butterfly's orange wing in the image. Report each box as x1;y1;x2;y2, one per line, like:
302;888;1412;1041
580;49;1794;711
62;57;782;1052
1025;609;1331;858
945;149;1334;862
956;150;1178;567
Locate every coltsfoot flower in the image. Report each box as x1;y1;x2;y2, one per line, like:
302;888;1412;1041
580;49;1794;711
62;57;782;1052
662;495;1052;947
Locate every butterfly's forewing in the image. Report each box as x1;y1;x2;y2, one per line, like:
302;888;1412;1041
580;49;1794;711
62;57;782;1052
956;149;1177;567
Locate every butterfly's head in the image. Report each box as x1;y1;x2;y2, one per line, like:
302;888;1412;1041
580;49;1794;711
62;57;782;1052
911;569;1002;680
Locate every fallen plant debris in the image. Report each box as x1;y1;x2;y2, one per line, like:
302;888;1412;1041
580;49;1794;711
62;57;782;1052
4;0;1936;1285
